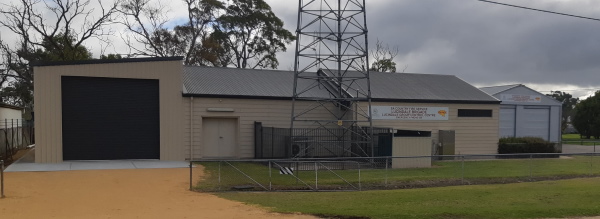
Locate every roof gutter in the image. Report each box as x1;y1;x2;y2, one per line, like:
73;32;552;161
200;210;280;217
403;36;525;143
181;93;501;104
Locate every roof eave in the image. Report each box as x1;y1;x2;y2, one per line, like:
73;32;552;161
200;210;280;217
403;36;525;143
32;56;184;67
183;93;501;104
182;93;293;101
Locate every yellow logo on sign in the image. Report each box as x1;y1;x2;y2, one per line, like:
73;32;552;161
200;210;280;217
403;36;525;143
438;110;447;117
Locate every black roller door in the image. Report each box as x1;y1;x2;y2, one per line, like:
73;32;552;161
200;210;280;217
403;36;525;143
62;76;160;160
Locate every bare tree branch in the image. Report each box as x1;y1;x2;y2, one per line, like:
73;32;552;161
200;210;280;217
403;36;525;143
0;0;121;108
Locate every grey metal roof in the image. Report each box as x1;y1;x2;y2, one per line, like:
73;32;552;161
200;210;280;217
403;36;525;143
183;66;331;99
479;84;562;105
479;84;521;95
183;66;500;103
367;72;498;102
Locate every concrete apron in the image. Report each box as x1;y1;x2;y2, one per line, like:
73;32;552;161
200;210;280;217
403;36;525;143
4;149;189;172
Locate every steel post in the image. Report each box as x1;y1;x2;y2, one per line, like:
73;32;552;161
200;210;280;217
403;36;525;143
590;154;594;176
461;156;465;184
189;161;193;191
358;162;362;191
1;160;4;198
529;154;533;180
385;157;389;186
314;162;318;191
269;161;272;191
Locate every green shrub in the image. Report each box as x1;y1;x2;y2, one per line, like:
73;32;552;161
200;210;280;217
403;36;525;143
498;137;558;156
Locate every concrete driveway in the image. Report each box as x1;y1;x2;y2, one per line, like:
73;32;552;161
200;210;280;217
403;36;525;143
5;149;190;172
0;166;316;219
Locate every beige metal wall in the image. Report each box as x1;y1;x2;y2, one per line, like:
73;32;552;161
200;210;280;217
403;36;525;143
392;137;432;168
183;97;499;159
34;60;184;163
183;97;339;159
363;102;500;154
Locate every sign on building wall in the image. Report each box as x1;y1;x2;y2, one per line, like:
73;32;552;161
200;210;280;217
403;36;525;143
371;106;449;120
500;94;542;103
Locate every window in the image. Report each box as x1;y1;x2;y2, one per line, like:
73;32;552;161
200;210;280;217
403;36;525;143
458;109;492;117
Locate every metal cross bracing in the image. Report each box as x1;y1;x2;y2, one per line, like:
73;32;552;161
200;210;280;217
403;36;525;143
290;0;374;158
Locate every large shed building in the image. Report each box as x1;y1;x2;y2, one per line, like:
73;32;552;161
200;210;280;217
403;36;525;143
34;57;500;163
480;84;562;142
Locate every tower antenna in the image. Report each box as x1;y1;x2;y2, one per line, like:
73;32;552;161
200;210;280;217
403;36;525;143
290;0;374;158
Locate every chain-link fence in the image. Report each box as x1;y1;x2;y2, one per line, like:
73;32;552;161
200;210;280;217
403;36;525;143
190;153;600;192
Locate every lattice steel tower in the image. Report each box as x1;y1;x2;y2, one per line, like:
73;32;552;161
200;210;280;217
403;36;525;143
290;0;373;158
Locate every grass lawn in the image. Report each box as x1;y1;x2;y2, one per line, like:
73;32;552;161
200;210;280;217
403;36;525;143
563;134;600;146
218;177;600;219
195;156;600;192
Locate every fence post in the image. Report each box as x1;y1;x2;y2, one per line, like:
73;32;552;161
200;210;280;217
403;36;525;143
218;161;222;191
1;160;4;198
461;156;465;184
20;119;23;149
385;157;389;186
358;161;361;191
314;162;318;191
268;161;272;191
189;161;193;191
590;153;594;176
295;160;299;184
5;119;10;163
11;119;14;151
529;154;533;180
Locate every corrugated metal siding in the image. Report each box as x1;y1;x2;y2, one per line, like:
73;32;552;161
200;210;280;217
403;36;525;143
363;102;500;155
183;66;499;103
34;60;184;163
369;73;497;102
392;137;432;168
183;67;331;98
182;97;341;159
183;97;500;159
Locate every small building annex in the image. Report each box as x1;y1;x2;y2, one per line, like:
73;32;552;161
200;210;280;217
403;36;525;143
479;84;562;142
34;57;500;163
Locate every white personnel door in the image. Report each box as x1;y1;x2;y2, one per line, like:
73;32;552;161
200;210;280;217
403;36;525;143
202;118;238;158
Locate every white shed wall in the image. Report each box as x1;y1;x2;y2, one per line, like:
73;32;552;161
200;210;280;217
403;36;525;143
0;108;22;121
492;85;562;142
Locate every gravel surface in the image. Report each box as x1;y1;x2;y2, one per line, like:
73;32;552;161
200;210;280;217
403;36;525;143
0;166;317;219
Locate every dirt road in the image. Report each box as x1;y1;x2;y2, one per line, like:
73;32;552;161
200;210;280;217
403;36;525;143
0;167;317;219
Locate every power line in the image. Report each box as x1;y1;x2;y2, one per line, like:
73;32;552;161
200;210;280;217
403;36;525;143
477;0;600;22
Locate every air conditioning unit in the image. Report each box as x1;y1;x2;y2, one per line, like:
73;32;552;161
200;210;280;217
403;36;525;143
288;137;310;158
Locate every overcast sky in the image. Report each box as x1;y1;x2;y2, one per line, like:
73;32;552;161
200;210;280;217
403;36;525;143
2;0;600;98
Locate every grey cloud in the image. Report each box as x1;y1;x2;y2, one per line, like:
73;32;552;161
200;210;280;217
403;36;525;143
266;0;600;93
